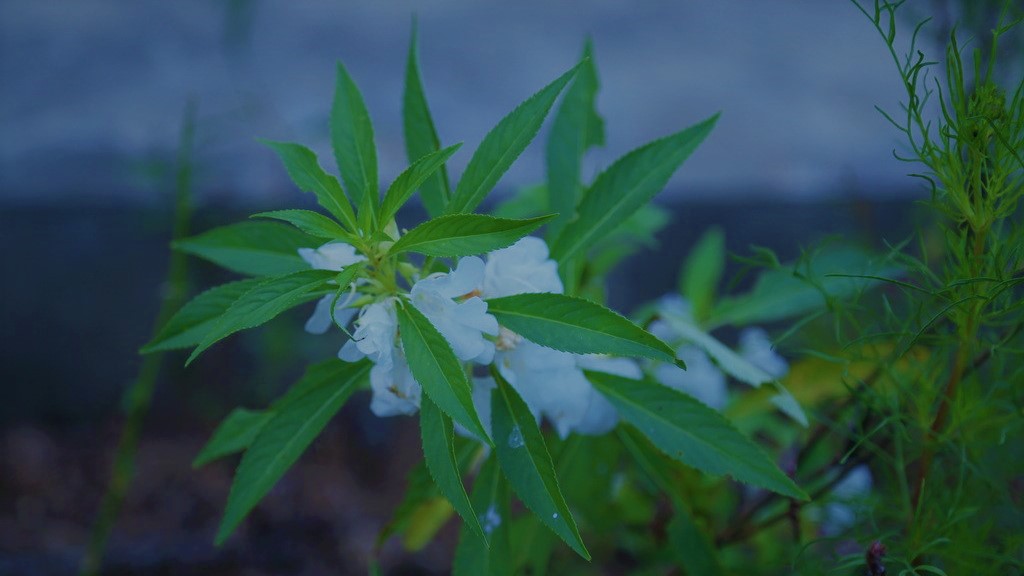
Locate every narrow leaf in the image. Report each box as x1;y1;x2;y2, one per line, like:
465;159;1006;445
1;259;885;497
187;270;334;365
403;21;452;217
552;114;719;262
491;376;589;559
453;456;512;576
681;227;724;323
331;61;378;217
390;214;555;257
192;408;272;468
215;359;370;544
380;143;462;226
261;140;358;232
445;63;582;214
546;40;603;239
486;293;677;364
142;279;260;353
586;371;807;500
420;394;486;541
397;303;491;443
174;221;317;277
253;209;356;242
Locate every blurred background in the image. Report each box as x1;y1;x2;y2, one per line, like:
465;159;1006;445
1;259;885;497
0;0;999;574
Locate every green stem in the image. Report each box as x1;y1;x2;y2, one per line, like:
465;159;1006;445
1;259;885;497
80;101;197;576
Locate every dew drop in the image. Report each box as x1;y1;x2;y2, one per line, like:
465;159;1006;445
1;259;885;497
552;513;559;519
507;426;524;449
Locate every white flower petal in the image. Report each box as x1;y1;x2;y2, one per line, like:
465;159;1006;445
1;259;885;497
484;236;563;298
299;241;365;271
369;355;421;417
739;327;789;378
411;260;498;364
657;345;728;410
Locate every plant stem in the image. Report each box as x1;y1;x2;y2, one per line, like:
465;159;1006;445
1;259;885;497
80;101;197;576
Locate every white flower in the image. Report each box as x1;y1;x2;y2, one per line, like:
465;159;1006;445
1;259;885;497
574;355;641;436
299;241;365;334
495;339;637;438
304;295;359;335
483;236;563;298
820;465;872;536
411;256;499;364
339;299;399;370
298;241;365;271
369;353;421;417
656;345;728;410
739;327;788;379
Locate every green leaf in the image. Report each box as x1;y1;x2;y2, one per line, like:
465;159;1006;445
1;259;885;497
666;506;724;576
142;279;261;353
379;144;463;226
397;303;490;443
260;140;358;232
681;227;725;323
403;21;452;218
420;394;486;541
552;113;719;262
546;40;603;240
491;376;589;560
586;371;807;500
709;246;892;327
453;456;512;576
252;209;356;242
215;359;370;544
186;270;334;365
486;293;677;364
445;63;582;215
331;61;378;223
657;309;807;425
192;408;272;468
390;214;555;257
174;221;317;277
491;184;546;219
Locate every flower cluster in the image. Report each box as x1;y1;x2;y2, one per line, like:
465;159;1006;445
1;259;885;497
301;236;639;439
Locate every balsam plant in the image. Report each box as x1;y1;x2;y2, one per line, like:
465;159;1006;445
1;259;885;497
139;29;825;572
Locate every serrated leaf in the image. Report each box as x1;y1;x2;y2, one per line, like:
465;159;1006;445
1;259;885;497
380;144;462;226
445;63;582;215
252;209;356;242
420;394;486;542
586;371;807;500
174;221;317;277
453;456;512;576
681;227;724;323
486;293;677;364
403;22;452;217
142;279;261;353
390;214;555;257
215;359;370;544
397;303;490;443
260;140;358;232
187;270;334;365
546;40;603;240
491;376;589;560
192;408;272;468
552;114;718;262
331;61;378;223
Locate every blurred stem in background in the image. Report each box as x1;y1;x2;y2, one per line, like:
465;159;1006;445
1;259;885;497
80;100;198;576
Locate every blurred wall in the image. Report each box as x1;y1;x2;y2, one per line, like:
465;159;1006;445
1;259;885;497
0;0;916;207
